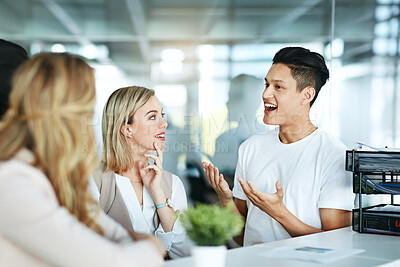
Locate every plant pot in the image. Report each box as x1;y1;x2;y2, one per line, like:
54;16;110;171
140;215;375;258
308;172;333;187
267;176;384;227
191;245;227;267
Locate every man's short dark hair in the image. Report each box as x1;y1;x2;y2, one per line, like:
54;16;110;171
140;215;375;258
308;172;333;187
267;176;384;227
0;39;29;118
272;47;329;107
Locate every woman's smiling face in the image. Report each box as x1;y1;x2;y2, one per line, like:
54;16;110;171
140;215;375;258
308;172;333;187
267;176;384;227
129;96;168;151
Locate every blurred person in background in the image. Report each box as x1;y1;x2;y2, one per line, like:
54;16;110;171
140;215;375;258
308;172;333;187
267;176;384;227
0;39;29;119
0;53;165;267
210;74;265;185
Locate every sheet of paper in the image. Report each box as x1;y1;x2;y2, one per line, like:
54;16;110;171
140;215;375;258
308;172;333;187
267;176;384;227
369;204;400;212
259;245;365;264
355;142;400;152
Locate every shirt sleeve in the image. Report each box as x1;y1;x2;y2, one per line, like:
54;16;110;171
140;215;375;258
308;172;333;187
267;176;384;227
232;143;247;200
318;152;355;211
88;175;100;201
0;161;163;267
154;174;191;258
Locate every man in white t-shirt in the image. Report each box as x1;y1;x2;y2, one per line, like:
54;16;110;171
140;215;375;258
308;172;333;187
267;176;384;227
202;47;354;246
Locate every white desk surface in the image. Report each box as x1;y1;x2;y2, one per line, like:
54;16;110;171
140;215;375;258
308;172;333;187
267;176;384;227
164;227;400;267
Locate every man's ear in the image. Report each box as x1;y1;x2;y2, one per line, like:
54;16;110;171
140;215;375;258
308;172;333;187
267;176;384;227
120;124;133;138
301;86;316;105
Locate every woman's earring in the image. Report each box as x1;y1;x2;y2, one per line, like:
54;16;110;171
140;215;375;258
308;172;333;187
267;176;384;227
125;131;133;138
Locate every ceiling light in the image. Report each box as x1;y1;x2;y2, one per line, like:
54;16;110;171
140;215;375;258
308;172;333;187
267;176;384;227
81;44;98;60
160;48;185;61
51;43;66;53
159;61;183;75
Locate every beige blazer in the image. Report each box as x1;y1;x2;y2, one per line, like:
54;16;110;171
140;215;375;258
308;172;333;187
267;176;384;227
92;168;173;231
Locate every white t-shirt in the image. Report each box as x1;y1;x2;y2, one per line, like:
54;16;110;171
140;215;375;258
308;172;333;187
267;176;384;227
232;128;354;246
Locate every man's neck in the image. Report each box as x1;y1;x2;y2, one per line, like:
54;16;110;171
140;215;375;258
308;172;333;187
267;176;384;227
278;121;317;144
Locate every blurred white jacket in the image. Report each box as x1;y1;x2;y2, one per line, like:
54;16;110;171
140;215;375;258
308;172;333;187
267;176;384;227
0;149;163;267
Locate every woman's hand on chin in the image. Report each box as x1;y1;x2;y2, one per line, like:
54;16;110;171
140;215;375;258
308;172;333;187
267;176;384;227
139;142;165;201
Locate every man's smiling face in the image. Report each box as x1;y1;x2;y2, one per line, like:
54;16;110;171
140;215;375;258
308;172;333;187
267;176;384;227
262;63;305;127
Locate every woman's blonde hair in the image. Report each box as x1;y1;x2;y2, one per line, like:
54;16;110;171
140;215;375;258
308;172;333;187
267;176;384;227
102;86;154;173
0;52;103;235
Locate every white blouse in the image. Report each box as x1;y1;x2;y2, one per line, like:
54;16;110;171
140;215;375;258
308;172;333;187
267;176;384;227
0;149;163;267
90;172;191;258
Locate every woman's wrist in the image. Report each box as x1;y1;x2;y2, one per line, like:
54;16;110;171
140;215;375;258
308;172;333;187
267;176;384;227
151;189;166;205
154;199;173;210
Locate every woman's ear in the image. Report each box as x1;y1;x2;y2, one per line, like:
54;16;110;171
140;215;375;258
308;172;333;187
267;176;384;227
301;86;316;105
120;124;133;138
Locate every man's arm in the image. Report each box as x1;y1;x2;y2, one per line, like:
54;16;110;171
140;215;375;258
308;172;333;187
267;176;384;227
202;162;248;246
320;208;351;231
273;207;351;237
232;199;247;246
238;178;351;237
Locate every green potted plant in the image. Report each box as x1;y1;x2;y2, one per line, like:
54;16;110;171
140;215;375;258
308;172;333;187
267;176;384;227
180;203;244;267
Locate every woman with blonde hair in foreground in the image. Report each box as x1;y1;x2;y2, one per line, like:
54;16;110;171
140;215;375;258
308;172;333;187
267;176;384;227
0;53;165;267
92;86;190;259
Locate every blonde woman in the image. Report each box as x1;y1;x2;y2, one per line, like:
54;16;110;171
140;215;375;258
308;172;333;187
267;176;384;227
92;86;189;259
0;53;164;267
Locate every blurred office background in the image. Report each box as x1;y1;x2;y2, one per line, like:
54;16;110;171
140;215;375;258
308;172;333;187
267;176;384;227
1;0;399;205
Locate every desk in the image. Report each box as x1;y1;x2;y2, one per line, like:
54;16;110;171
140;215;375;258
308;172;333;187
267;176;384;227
164;227;400;267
